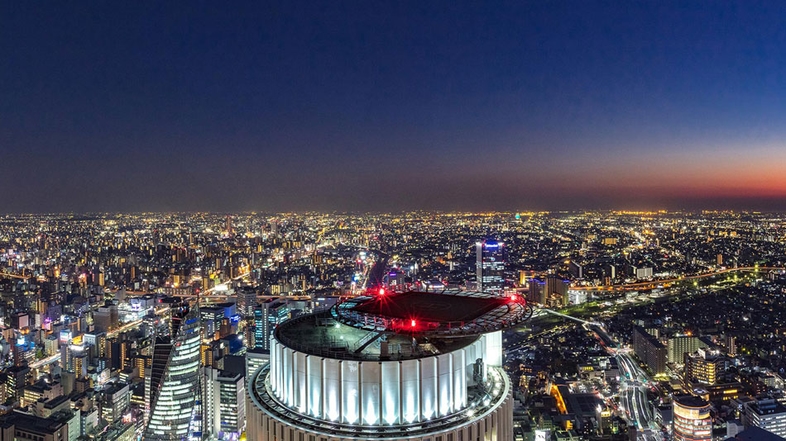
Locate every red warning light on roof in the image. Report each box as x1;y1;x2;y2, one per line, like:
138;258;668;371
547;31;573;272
378;288;385;296
410;319;417;328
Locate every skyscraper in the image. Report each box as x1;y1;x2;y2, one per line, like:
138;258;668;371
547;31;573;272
545;274;570;306
252;300;288;351
235;286;258;318
144;304;201;440
476;240;505;294
631;326;667;376
203;367;246;440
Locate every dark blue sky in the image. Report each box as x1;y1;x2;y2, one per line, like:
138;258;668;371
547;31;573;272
2;1;785;212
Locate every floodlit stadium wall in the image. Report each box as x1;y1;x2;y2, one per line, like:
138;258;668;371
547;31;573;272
247;330;512;441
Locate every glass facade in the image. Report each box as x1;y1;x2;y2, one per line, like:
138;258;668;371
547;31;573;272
476;241;505;294
253;301;289;350
204;367;246;440
144;306;202;440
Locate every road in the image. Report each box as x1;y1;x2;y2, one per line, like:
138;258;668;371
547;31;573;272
29;353;60;369
542;306;663;440
617;353;656;431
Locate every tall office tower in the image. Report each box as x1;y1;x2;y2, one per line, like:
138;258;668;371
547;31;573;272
245;348;269;380
528;277;546;304
83;332;108;359
673;396;712;441
253;300;289;350
476;240;505;294
144;304;201;440
203;367;246;440
236;286;257;318
741;397;786;438
246;290;527;441
101;383;130;425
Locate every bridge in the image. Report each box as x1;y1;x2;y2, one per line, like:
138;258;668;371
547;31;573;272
540;308;601;326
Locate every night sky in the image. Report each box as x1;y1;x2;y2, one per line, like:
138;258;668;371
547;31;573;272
2;2;785;213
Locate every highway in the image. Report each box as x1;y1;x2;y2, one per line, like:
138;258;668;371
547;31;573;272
616;351;662;440
617;355;652;421
29;353;61;369
541;306;663;441
0;271;30;281
108;319;142;338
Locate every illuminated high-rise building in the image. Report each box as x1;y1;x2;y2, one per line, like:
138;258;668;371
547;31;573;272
253;300;288;351
476;240;505;294
673;395;712;441
246;289;531;441
236;286;258;318
93;304;119;332
144;304;201;440
203;367;246;440
101;383;130;425
684;348;726;386
545;274;570;306
668;336;707;364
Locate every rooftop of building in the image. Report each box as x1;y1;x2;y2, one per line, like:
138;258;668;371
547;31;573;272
217;370;244;381
352;290;507;323
333;289;532;337
748;397;786;415
24;381;55;393
0;412;65;433
726;426;786;441
102;382;129;394
42;395;70;409
276;290;531;360
275;309;479;361
200;302;235;310
565;392;604;418
674;395;710;409
633;326;666;348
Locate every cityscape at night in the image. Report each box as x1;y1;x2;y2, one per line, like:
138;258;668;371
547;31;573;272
0;212;784;440
2;2;786;441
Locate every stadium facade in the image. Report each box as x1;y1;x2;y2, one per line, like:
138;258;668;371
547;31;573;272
246;290;531;440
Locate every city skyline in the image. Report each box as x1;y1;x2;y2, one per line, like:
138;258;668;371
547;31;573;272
1;210;786;439
2;2;786;213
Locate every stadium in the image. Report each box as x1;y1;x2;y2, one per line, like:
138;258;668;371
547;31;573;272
246;289;532;441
